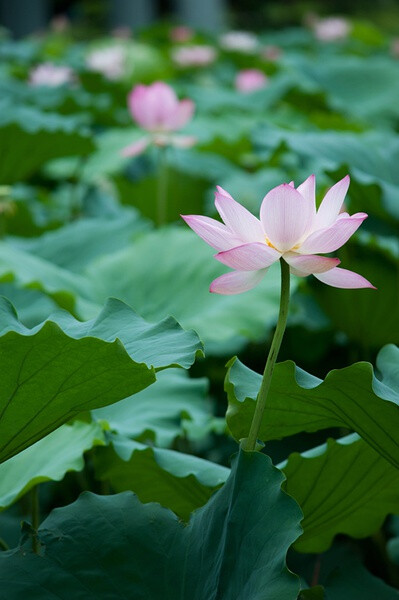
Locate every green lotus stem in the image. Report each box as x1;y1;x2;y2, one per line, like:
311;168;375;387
243;258;290;452
31;485;40;555
157;146;168;226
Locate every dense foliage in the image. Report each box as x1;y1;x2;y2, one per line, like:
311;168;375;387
0;16;398;598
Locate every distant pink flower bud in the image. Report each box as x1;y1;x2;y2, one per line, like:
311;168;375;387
170;26;194;43
391;38;399;58
128;82;194;132
260;45;282;61
111;26;132;39
313;16;351;42
29;62;74;87
219;31;258;53
50;15;70;33
235;69;269;93
171;45;217;67
122;82;195;157
86;46;126;80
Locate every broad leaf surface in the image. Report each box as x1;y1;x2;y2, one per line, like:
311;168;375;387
0;105;94;183
0;297;201;463
0;450;302;599
12;210;150;274
85;227;291;353
311;237;399;349
297;546;399;599
0;421;104;510
280;433;399;552
253;125;399;220
286;54;399;125
226;345;399;468
94;368;214;447
93;434;229;520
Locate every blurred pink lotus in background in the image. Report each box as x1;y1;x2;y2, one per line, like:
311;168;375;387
122;82;195;157
182;175;375;294
171;45;217;67
170;26;194;43
391;38;399;58
260;45;282;61
312;16;351;42
111;26;132;39
235;69;268;93
219;30;258;53
50;15;70;33
29;62;74;86
86;46;126;80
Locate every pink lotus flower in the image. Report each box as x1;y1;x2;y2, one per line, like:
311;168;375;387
313;16;351;42
219;31;258;53
391;38;399;59
170;26;194;43
182;176;375;294
171;45;217;67
29;62;74;87
86;46;126;80
260;45;282;61
122;82;195;157
235;69;268;93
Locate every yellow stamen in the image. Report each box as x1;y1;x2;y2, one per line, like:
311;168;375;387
265;237;278;250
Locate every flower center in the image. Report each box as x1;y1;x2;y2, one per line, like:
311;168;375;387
265;237;278;250
265;236;301;254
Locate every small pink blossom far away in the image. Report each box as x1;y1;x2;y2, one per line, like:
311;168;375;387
235;69;269;93
122;81;195;157
86;46;126;80
219;31;258;53
313;16;351;42
181;175;376;295
170;26;194;43
171;45;217;67
29;63;74;87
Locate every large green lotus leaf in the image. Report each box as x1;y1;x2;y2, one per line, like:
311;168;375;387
286;54;399;124
0;240;96;315
45;127;139;183
0;76;111;118
184;113;261;145
164;147;237;181
310;237;399;349
226;344;399;468
322;562;399;600
93;434;229;520
0;421;105;510
12;209;150;274
0;450;302;599
297;546;399;599
85;227;293;354
252;125;399;221
280;433;399;553
0;104;94;184
181;74;292;113
94;368;213;447
0;296;202;463
0;284;59;328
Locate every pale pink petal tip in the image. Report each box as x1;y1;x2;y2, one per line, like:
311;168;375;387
121;137;149;157
314;267;376;289
181;214;240;251
209;269;267;295
284;253;340;275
